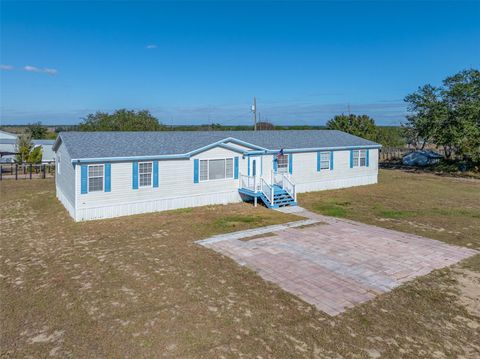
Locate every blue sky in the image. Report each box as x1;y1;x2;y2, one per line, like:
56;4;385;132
1;1;479;126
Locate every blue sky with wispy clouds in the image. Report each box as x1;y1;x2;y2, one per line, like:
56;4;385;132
1;1;479;126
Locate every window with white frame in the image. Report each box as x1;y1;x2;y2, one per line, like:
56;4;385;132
320;152;330;170
88;165;104;192
57;154;61;175
277;154;289;173
139;162;153;187
199;158;234;181
353;149;367;167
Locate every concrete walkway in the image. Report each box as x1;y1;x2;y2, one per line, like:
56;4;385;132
197;207;477;316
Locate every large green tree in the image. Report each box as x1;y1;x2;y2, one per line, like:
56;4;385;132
440;69;480;161
326;114;377;141
404;68;480;161
403;85;446;150
27;121;48;139
78;109;165;131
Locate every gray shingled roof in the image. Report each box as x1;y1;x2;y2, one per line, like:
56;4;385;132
56;130;380;160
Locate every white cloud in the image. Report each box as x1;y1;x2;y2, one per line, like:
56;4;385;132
24;65;41;72
44;68;58;75
146;44;158;49
0;64;14;70
23;65;58;75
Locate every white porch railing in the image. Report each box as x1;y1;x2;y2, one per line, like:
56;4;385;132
239;174;256;192
282;173;296;202
271;170;284;187
260;177;274;206
240;172;296;206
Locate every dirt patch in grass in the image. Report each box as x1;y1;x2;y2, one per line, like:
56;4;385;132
2;178;480;358
214;214;264;229
296;222;326;230
239;232;278;241
452;256;480;319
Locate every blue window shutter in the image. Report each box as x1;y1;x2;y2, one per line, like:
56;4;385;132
193;159;199;183
81;165;88;194
330;151;334;170
104;163;111;192
132;162;138;189
153;160;159;187
288;154;293;174
247;157;250;176
366;149;370;167
234;157;239;179
273;156;278;172
350;150;354;168
317;152;320;172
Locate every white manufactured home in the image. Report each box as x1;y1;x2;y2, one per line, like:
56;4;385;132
53;130;381;221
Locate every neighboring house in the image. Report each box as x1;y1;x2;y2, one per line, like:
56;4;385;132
0;138;56;163
403;150;443;167
0;130;18;140
0;130;18;161
32;140;56;163
53;131;381;221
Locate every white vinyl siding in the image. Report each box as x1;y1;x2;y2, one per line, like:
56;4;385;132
277;154;289;173
74;146;246;221
320;152;330;170
353;149;367;167
55;141;76;218
139;162;153;187
199;158;233;181
88;165;104;192
69;146;378;221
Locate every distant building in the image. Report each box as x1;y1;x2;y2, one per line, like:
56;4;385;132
0;137;56;163
0;130;18;140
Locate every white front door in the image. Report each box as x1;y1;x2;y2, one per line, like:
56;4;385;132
249;156;261;189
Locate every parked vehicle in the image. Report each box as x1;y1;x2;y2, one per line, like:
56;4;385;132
402;150;443;166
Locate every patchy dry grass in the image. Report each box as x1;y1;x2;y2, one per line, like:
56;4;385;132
300;169;480;249
1;175;480;358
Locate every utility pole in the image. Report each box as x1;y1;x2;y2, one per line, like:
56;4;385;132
251;96;257;131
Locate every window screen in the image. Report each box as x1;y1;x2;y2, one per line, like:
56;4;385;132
359;150;367;167
200;160;208;181
277;154;289;173
199;158;234;181
88;165;104;192
139;162;152;187
208;159;225;180
225;158;234;178
353;150;367;167
320;152;330;170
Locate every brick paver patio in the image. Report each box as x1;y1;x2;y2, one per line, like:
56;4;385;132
197;207;477;316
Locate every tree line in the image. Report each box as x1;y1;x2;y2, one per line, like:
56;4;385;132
10;68;478;164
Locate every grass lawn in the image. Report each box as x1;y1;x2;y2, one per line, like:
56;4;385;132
1;171;479;358
300;169;480;249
